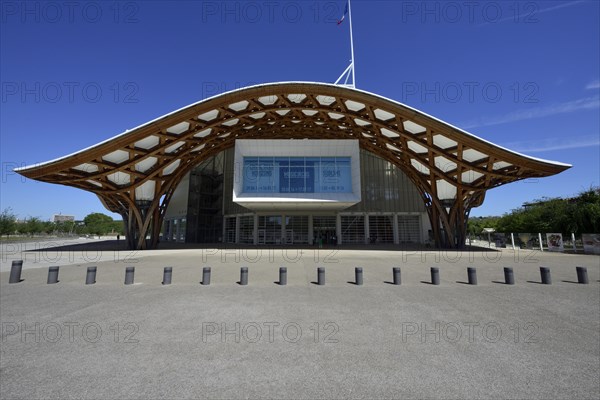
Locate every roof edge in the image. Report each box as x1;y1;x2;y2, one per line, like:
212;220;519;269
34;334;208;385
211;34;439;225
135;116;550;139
15;81;571;173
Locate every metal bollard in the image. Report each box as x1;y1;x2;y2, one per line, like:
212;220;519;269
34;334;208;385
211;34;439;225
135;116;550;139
504;267;515;285
124;267;135;285
162;267;172;285
202;267;211;285
9;260;23;284
467;267;477;285
85;266;97;285
431;267;440;285
317;267;325;286
355;267;363;285
47;266;59;284
540;267;551;285
393;267;401;285
576;266;589;284
279;267;287;286
240;267;248;285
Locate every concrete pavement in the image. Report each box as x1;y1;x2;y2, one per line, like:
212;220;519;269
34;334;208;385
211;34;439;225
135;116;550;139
1;244;598;399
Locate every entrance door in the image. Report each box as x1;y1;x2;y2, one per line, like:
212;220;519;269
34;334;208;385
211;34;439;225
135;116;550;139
313;216;337;245
284;216;309;244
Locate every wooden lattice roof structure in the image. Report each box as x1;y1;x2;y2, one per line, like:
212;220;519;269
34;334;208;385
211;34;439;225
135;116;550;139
16;82;570;249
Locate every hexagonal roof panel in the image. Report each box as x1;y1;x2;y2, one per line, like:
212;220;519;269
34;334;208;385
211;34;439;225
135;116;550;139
14;82;569;211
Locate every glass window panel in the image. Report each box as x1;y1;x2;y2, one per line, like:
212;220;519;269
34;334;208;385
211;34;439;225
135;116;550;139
398;215;421;243
258;157;273;167
243;157;352;194
284;216;309;244
225;217;236;243
243;158;259;193
289;158;305;193
368;215;394;243
336;158;350;168
179;218;186;242
341;215;365;244
313;216;337;245
305;163;315;193
258;215;283;244
320;158;337;192
239;216;254;244
258;165;274;192
275;158;289;193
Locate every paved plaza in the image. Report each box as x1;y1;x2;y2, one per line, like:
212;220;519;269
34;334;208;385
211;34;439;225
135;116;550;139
1;240;599;399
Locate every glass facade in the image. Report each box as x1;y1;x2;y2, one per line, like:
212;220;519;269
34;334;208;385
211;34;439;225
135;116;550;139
239;216;254;244
242;157;352;194
225;217;236;243
164;218;187;242
369;215;394;244
258;216;283;245
345;151;424;213
397;215;421;243
341;215;365;244
185;152;225;243
313;216;337;245
175;147;428;245
284;216;309;244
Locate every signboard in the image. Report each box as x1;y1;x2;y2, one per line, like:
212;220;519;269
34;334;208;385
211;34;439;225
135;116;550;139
243;157;351;194
546;233;564;252
582;233;600;255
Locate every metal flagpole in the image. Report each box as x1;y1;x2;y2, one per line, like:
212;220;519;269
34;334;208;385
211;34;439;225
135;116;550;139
348;0;356;87
333;0;356;87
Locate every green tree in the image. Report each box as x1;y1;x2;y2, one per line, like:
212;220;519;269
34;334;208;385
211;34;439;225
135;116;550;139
109;220;125;235
83;213;114;236
496;210;525;233
55;220;75;234
42;221;56;235
467;216;499;238
567;188;600;233
20;217;44;236
490;187;600;235
0;208;17;238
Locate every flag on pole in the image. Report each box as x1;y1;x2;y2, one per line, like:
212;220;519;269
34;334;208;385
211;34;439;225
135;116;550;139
337;1;349;25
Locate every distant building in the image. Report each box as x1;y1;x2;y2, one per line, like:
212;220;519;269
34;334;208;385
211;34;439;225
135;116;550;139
53;214;75;223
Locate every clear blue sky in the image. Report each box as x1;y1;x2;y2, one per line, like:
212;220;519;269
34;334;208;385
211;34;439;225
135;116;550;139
1;0;598;220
